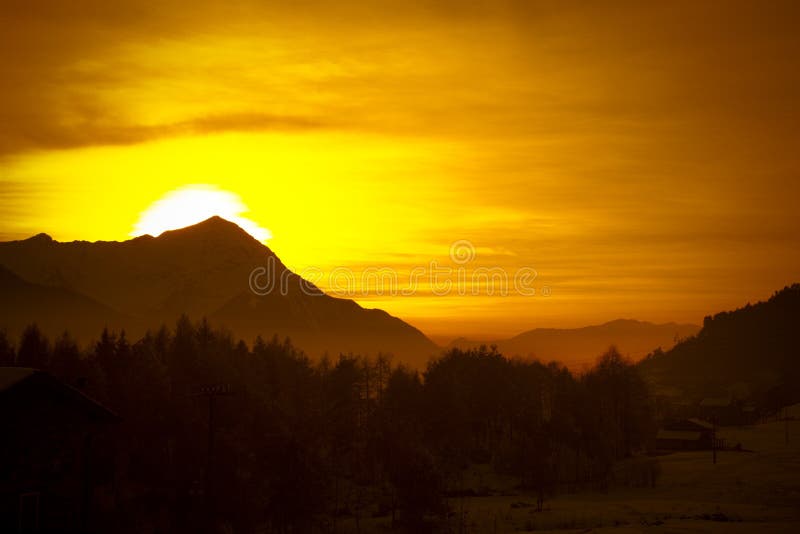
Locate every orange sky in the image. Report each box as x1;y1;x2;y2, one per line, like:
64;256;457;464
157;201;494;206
1;1;799;339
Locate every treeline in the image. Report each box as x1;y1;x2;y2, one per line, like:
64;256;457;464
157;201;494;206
0;318;654;533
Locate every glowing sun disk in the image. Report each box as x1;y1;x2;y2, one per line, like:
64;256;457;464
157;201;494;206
132;184;271;242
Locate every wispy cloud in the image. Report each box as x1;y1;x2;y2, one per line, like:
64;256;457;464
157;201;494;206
0;112;334;155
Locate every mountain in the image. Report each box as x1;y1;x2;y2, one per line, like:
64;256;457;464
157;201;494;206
0;217;438;364
639;284;800;399
449;319;699;369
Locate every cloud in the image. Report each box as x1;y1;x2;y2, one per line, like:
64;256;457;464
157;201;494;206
2;0;799;157
0;112;334;155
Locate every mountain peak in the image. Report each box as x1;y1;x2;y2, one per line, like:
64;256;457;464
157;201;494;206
25;232;54;243
157;216;261;244
197;215;232;226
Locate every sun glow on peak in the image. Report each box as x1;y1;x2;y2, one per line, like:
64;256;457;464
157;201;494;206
132;184;272;242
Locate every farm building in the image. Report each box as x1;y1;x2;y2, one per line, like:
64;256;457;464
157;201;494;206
0;367;118;533
656;418;719;451
656;429;705;450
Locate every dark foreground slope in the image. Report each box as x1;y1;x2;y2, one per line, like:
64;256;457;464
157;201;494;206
639;284;800;398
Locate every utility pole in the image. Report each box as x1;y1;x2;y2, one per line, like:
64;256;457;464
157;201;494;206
712;416;717;465
193;383;233;530
786;406;790;446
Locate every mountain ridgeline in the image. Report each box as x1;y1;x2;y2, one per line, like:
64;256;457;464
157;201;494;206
450;319;699;368
0;217;437;364
1;218;797;384
639;284;800;400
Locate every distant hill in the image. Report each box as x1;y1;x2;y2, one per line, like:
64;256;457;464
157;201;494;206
0;217;438;364
449;319;699;368
0;265;130;338
639;284;800;398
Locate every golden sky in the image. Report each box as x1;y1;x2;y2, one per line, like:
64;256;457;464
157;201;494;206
1;1;799;339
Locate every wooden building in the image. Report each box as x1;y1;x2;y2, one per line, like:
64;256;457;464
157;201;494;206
656;418;720;451
0;368;118;533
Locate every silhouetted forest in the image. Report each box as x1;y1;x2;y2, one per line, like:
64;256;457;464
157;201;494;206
0;318;656;533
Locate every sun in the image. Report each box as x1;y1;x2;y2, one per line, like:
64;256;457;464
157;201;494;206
132;184;272;242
